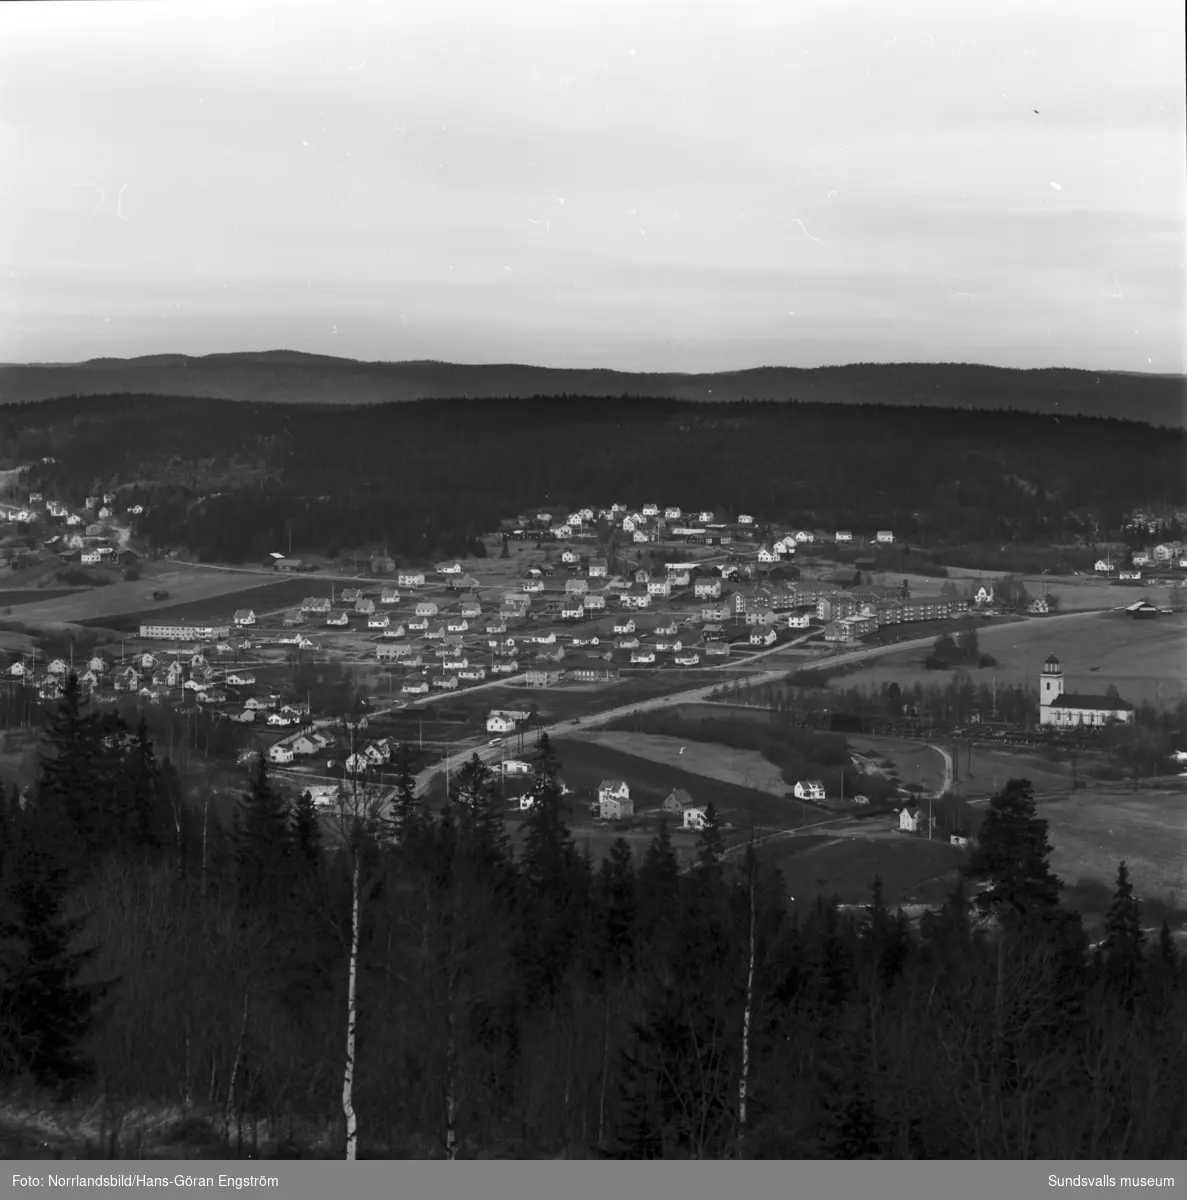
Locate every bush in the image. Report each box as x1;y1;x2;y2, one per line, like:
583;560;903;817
123;566;141;582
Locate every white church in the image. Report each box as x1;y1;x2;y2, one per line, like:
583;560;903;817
1038;654;1136;728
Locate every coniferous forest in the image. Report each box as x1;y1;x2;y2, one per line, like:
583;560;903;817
7;394;1186;563
1;677;1184;1159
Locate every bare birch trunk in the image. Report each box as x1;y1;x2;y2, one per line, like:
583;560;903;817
444;963;459;1159
343;852;361;1161
598;992;611;1150
737;857;757;1153
226;991;250;1143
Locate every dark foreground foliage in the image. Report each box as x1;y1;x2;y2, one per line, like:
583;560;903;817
1;682;1184;1159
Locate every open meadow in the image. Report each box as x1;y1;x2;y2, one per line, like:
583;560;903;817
570;730;791;795
1;564;295;630
847;735;950;795
759;830;966;907
827;609;1187;708
550;736;801;829
1040;788;1187;919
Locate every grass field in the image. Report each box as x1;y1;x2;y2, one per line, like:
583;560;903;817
760;832;965;906
571;730;791;795
550;737;798;828
1041;790;1187;918
4;564;292;629
829;610;1187;708
847;735;949;795
0;589;81;607
84;578;343;633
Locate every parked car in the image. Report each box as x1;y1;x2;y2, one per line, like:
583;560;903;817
489;737;503;746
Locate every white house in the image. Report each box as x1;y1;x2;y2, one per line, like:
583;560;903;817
1131;552;1150;567
794;780;826;801
875;531;894;544
630;649;656;664
437;561;463;575
588;558;608;578
98;506;113;520
501;759;533;776
402;679;430;694
486;713;519;734
380;587;401;604
974;585;994;606
674;651;700;666
664;506;682;520
368;614;390;629
738;514;754;525
647;579;671;598
1094;559;1113;573
794;531;814;544
835;531;853;544
749;627;777;647
899;807;923;833
80;550;102;565
268;744;295;764
398;570;426;588
233;609;256;626
695;578;722;599
613;618;636;635
597;778;631;808
950;835;969;848
683;805;709;831
325;611;349;627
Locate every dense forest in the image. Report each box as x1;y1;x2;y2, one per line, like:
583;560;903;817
5;395;1186;564
1;677;1184;1159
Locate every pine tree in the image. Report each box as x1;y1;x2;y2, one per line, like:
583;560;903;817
391;742;419;842
637;818;680;946
0;794;110;1092
122;718;167;854
589;838;638;982
961;778;1062;925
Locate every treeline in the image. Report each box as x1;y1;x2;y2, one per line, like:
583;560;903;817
9;394;1187;563
2;677;1185;1158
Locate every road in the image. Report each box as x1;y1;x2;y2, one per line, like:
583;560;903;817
928;744;955;794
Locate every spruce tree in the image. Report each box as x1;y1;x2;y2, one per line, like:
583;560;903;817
588;838;638;982
122;718;167;854
1102;860;1145;1000
637;818;680;946
391;742;419;842
292;790;323;871
961;778;1062;924
235;757;295;910
0;794;109;1091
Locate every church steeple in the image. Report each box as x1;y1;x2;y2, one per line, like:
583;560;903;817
1040;653;1064;707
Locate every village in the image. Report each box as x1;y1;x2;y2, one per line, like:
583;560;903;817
4;489;1180;827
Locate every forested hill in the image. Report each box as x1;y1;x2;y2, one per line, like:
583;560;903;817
6;394;1185;564
0;354;1183;428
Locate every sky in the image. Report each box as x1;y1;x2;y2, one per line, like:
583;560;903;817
1;0;1184;373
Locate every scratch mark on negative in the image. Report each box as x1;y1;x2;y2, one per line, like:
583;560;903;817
789;218;822;243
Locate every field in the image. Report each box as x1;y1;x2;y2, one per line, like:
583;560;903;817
549;737;801;829
82;577;342;634
0;564;291;629
759;831;966;906
847;735;950;795
0;588;80;607
571;730;791;795
828;610;1187;708
1041;789;1187;919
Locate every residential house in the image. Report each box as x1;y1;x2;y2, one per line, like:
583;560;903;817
565;578;589;596
302;597;332;614
835;531;853;544
437;561;463;575
522;579;544;593
1119;569;1142;582
225;672;256;685
368;614;391;630
233;609;256;626
697;511;715;524
355;597;376;615
1028;597;1050;615
129;505;144;515
674;651;700;665
794;780;826;801
630;649;656;664
589;558;608;578
973;585;994;606
486;620;508;635
79;550;101;565
460;598;482;618
1094;559;1113;573
402;679;430;695
664;506;682;520
757;546;778;565
899;807;924;834
398;570;426;588
683;806;709;831
431;674;460;690
824;615;878;642
325;611;349;627
380;587;401;604
701;605;730;622
647;579;671;598
102;493;115;505
268;744;295;765
695;578;722;599
750;627;777;647
737;514;754;525
597;778;631;812
341;588;362;604
446;618;469;633
583;592;606;612
787;613;811;629
560;601;584;620
524;668;563;686
613;618;636;635
66;514;82;526
662;788;697;817
415;601;439;617
875;531;894;544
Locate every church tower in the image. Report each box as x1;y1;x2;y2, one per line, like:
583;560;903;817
1040;653;1064;708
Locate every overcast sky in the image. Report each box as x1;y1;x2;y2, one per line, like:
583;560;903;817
1;0;1183;372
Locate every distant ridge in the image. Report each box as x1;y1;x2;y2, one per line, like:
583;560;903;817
0;352;1183;427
